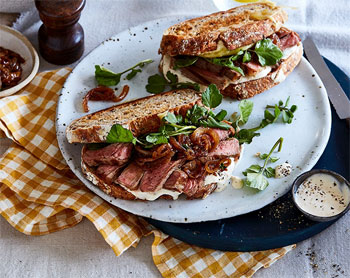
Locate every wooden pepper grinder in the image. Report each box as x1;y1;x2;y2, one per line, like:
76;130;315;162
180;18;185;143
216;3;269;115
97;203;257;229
35;0;86;65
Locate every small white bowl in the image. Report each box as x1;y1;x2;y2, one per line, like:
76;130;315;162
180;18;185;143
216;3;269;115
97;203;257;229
0;25;39;97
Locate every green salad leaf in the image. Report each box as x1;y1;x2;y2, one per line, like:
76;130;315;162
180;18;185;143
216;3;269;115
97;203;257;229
173;57;198;70
202;84;223;108
243;137;283;190
254;39;283;66
106;124;137;144
95;59;153;86
146;71;200;94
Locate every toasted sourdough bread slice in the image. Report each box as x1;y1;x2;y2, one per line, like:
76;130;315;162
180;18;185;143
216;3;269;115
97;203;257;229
66;89;201;143
222;43;303;99
160;3;287;56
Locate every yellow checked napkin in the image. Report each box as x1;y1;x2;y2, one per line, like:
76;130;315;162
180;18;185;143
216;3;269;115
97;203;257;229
0;69;294;278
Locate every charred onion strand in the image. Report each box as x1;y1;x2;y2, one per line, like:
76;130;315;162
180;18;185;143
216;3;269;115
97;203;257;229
152;144;174;159
82;85;129;113
135;144;153;157
223;120;235;136
115;85;129;102
204;158;232;174
190;127;220;152
182;160;203;179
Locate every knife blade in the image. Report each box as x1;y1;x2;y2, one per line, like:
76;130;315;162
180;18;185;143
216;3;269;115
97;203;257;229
303;37;350;120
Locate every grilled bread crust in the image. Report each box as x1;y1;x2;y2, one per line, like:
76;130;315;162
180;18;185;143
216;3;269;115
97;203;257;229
222;43;303;99
160;3;287;56
66;89;201;143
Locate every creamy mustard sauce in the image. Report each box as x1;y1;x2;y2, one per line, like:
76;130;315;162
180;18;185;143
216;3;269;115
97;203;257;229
295;173;350;217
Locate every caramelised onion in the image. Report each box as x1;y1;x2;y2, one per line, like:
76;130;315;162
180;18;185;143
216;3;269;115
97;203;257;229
223;120;235;136
182;159;204;179
169;136;195;160
152;144;174;159
204;158;232;174
190;127;220;152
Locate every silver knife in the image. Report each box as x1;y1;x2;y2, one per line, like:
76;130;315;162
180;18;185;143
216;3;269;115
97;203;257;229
303;37;350;120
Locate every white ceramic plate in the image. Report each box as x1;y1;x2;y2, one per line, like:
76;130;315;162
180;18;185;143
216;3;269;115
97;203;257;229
0;25;39;97
56;16;331;223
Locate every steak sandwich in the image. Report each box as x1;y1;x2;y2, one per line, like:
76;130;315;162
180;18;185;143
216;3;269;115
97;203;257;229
159;2;302;99
66;89;243;201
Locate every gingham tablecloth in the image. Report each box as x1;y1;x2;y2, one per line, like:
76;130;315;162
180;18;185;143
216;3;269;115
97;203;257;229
0;69;294;278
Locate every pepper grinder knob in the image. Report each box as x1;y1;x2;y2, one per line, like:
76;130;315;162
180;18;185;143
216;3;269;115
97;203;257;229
35;0;86;65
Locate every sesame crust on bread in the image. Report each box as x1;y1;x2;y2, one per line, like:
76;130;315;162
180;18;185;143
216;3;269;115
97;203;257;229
160;3;287;56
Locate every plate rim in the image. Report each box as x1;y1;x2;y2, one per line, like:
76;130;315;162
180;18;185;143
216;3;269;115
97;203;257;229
56;15;332;223
0;25;40;98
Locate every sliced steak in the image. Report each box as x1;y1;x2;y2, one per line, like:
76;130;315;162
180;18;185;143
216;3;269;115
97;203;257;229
96;164;124;184
83;143;133;167
194;58;223;74
208;138;240;157
183;175;208;198
163;170;188;192
242;62;263;76
223;68;241;81
139;159;184;192
187;66;228;90
279;31;300;50
212;128;232;141
179;67;210;85
116;162;144;190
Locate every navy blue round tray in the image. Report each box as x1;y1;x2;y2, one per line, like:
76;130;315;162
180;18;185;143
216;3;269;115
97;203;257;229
146;57;350;252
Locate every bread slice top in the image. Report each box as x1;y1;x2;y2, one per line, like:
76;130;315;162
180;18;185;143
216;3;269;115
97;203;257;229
66;89;201;143
160;3;287;57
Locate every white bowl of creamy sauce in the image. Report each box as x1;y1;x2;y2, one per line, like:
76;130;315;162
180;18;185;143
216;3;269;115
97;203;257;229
292;170;350;222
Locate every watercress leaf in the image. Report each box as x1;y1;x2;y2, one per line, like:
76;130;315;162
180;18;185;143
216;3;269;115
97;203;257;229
146;74;167;94
126;68;142;80
187;104;208;125
106;124;136;144
274;105;281;122
237;99;254;126
282;110;289;123
176;114;183;123
285;96;290;107
264;167;275;178
245;164;262;173
166;71;178;84
278;100;283;106
235;129;260;144
242;51;251;63
245;172;269;190
207;57;245;76
259;118;270;129
290;105;297;113
270;156;279;163
174;56;198;69
204;116;231;130
215;110;227;121
230;50;244;61
95;65;122;86
202;84;223;108
146;134;168;145
264;109;275;122
164;112;178;124
254;38;283;66
259;153;268;160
